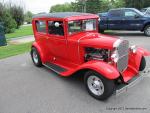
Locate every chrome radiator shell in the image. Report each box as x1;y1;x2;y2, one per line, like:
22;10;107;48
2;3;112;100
116;40;129;72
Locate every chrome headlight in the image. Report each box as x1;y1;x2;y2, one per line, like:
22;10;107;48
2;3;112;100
111;50;119;63
130;45;137;53
113;39;122;48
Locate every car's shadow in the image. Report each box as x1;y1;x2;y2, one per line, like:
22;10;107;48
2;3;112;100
41;66;126;103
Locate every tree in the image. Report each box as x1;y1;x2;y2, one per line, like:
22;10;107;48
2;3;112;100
143;0;150;8
10;5;24;28
50;3;73;12
124;0;150;9
24;11;33;24
85;0;101;13
0;2;17;33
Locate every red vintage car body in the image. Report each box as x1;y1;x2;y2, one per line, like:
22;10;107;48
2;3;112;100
32;12;150;83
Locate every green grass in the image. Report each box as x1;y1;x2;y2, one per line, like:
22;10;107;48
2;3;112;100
0;42;32;59
6;25;33;39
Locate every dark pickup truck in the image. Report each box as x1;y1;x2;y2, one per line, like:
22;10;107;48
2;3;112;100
98;8;150;36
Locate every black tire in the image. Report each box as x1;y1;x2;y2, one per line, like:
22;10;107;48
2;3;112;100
139;56;146;71
144;25;150;37
99;29;104;33
84;71;115;100
31;47;42;67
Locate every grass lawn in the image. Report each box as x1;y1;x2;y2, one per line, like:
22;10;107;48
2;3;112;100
0;42;32;59
5;25;33;39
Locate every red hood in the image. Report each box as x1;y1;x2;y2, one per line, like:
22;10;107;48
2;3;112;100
77;32;119;50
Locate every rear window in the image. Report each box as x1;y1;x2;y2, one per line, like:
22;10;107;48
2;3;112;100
36;21;46;33
109;10;123;17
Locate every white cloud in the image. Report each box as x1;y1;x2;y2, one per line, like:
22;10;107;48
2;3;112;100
25;0;75;14
0;0;75;14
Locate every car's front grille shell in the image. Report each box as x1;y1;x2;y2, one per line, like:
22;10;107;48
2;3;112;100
117;40;129;72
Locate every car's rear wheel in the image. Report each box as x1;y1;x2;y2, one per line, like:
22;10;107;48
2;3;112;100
84;71;115;100
99;29;104;33
139;56;146;71
31;47;42;67
144;25;150;37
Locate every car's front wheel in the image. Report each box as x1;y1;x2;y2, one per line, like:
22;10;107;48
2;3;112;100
139;56;146;71
144;25;150;37
31;47;42;67
84;71;115;100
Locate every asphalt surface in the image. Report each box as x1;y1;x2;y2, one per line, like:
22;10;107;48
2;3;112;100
0;31;150;113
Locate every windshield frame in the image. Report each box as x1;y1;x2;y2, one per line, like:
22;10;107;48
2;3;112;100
134;8;144;16
67;18;98;36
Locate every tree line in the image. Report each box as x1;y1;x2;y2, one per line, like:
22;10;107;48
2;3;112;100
50;0;150;13
0;1;33;34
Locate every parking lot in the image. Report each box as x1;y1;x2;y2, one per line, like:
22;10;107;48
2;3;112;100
0;31;150;113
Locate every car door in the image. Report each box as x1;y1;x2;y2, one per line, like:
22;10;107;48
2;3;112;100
46;20;68;62
107;9;124;30
123;9;144;30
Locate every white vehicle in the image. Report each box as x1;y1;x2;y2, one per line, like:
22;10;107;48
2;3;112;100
141;7;150;16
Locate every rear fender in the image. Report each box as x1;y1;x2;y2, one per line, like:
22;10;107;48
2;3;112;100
32;42;46;63
75;60;120;80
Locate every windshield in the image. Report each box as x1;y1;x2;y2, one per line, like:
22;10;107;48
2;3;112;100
141;8;147;12
68;19;97;35
134;8;144;16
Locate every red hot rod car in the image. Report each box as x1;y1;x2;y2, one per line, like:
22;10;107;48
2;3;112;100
31;12;150;100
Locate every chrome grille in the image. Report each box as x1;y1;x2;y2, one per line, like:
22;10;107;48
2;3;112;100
117;40;129;72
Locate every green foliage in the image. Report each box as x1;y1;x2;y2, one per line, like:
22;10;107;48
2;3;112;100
70;0;83;12
50;3;73;12
6;25;33;39
0;3;17;33
124;0;150;9
0;42;32;59
0;1;25;33
86;0;101;13
24;11;33;24
50;0;149;14
2;11;17;33
10;5;24;29
110;0;125;9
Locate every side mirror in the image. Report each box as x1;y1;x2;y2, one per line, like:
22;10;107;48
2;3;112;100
135;14;140;18
54;22;60;27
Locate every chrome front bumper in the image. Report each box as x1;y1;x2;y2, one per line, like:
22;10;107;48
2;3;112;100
115;56;150;96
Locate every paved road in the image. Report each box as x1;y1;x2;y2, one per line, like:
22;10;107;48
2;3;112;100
0;31;150;113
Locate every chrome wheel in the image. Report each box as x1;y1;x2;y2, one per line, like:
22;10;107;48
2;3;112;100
32;50;38;64
145;26;150;36
87;75;104;96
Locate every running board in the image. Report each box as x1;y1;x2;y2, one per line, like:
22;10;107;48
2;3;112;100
43;62;67;74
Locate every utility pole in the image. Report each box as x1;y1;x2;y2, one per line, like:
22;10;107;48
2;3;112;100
79;0;87;13
83;0;87;13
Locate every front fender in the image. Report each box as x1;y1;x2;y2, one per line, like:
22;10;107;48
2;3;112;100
129;47;150;71
74;60;120;80
137;47;150;56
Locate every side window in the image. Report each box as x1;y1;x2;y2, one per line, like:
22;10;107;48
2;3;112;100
36;21;46;33
48;21;64;36
109;10;123;17
124;10;137;17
